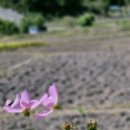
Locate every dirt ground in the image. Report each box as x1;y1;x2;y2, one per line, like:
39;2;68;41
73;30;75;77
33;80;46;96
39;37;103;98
1;31;130;130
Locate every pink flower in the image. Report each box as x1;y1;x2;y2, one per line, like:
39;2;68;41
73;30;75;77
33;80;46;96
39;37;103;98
3;94;22;113
3;83;59;119
3;90;40;117
36;83;58;119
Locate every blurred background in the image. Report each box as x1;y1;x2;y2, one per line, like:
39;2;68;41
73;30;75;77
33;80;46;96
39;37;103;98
1;0;130;130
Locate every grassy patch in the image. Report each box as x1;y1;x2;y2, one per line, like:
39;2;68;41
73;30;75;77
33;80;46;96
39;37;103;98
93;22;112;29
116;19;130;31
0;41;45;51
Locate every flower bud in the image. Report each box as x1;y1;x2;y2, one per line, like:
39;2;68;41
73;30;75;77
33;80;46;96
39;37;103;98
63;122;78;130
23;108;30;117
53;104;61;110
87;119;97;130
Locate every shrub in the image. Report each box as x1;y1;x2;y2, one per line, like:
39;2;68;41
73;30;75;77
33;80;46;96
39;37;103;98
78;13;95;27
19;13;46;33
0;19;19;35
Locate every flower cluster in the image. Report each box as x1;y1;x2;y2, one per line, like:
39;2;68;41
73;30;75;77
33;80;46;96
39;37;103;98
3;83;58;120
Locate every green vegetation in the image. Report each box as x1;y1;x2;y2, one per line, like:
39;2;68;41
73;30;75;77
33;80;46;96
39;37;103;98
0;0;129;35
0;13;46;35
19;13;46;33
0;19;19;35
0;0;83;16
0;42;45;51
78;13;95;27
0;0;128;16
87;120;97;130
82;0;110;15
116;19;130;31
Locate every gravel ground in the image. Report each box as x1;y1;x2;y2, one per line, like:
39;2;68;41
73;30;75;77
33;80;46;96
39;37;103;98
0;48;130;130
0;33;130;129
0;51;32;70
1;50;130;107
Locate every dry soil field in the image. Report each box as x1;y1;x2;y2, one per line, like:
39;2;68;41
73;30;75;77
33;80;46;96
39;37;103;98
1;31;130;130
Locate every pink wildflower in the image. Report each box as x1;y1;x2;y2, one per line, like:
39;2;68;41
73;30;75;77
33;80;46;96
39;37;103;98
3;94;22;113
36;83;58;119
3;90;40;117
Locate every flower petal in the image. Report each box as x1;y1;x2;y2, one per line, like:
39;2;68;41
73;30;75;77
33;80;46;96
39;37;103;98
49;83;58;104
35;109;53;120
40;93;48;103
5;99;12;107
3;107;22;113
21;90;30;104
41;96;54;108
20;101;30;109
40;93;54;108
11;94;20;108
30;100;40;110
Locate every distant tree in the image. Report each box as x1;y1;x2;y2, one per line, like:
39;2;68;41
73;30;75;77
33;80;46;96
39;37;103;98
61;0;83;15
19;13;46;33
0;0;84;16
0;0;128;17
101;0;110;16
110;0;126;6
82;0;110;15
0;18;19;35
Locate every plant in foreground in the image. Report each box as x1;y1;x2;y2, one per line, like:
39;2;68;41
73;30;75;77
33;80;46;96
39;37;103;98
3;83;99;130
36;83;59;119
3;90;40;117
63;122;78;130
63;119;98;130
3;83;58;119
87;119;97;130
